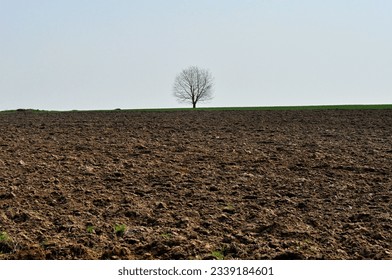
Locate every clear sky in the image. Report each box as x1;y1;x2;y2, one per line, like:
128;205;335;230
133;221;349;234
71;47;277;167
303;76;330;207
1;0;391;110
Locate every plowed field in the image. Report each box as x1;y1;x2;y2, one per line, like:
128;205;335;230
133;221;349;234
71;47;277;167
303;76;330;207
0;109;391;259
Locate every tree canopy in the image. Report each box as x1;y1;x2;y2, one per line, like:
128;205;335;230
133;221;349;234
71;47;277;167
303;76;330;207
173;66;214;108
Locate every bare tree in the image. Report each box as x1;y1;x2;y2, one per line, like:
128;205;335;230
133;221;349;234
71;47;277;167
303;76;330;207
173;66;214;108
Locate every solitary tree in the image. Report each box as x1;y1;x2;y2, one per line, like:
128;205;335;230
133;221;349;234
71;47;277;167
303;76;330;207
173;66;214;108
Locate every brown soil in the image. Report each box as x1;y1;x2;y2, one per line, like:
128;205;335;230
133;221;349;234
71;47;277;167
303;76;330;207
0;109;391;260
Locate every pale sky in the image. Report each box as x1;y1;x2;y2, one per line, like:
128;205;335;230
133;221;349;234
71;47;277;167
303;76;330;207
1;0;391;110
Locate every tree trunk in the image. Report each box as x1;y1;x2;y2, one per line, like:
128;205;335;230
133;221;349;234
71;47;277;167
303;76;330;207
192;102;196;108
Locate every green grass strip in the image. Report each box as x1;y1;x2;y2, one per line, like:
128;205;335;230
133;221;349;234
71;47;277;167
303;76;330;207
1;104;392;114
